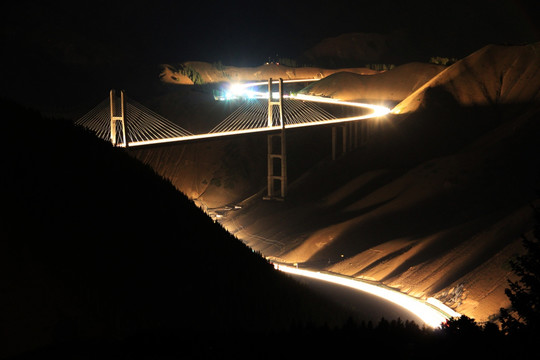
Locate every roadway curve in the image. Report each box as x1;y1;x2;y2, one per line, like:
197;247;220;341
123;82;391;147
275;264;460;328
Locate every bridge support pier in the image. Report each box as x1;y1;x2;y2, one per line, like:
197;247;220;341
265;132;287;200
332;121;368;160
110;89;128;147
264;78;287;200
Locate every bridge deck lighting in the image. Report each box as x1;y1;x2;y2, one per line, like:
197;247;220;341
80;79;392;147
292;94;390;120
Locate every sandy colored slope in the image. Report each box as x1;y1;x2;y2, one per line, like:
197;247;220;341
393;42;540;114
218;43;540;323
132;42;539;324
224;104;538;322
298;62;445;102
160;61;378;84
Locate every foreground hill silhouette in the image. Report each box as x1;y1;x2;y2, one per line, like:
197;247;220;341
1;99;363;358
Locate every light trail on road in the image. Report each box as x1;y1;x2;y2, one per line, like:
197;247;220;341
226;80;391;122
274;263;461;328
291;93;390;121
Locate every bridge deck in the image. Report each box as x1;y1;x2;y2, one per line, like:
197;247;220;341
75;92;390;148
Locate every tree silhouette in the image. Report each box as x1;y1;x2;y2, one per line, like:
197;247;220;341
499;204;540;339
441;315;482;338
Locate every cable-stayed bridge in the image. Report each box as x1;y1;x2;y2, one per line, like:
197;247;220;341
75;79;390;148
75;92;193;146
75;78;390;199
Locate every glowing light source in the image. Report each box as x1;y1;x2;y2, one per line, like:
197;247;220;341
229;82;243;94
274;263;459;328
219;79;322;101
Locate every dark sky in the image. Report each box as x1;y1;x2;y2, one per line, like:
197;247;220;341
1;0;539;114
4;0;539;64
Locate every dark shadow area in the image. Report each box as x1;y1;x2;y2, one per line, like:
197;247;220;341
0;99;355;359
243;96;540;270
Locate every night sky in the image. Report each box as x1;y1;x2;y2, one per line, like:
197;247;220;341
1;0;539;114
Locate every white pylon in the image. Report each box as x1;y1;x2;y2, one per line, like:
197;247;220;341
265;78;287;200
110;89;128;147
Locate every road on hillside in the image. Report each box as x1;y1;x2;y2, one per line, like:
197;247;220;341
276;264;457;328
288;272;426;325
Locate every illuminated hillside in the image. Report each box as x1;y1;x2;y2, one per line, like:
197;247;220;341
136;43;540;324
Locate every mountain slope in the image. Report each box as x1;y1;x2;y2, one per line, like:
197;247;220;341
393;42;540;114
299;32;413;67
298;62;445;103
219;43;540;323
0;99;354;358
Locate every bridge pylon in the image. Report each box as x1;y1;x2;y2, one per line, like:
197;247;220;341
110;89;128;147
264;78;287;200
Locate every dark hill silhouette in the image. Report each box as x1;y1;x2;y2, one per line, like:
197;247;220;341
299;32;411;67
1;99;356;358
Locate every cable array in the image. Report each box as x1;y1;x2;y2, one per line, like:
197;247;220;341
75;98;111;141
75;95;193;144
209;99;336;134
75;91;389;147
124;96;193;143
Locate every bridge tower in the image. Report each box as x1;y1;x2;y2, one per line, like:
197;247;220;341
110;89;128;147
264;78;287;200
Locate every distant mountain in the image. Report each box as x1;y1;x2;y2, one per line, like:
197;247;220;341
299;32;418;67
